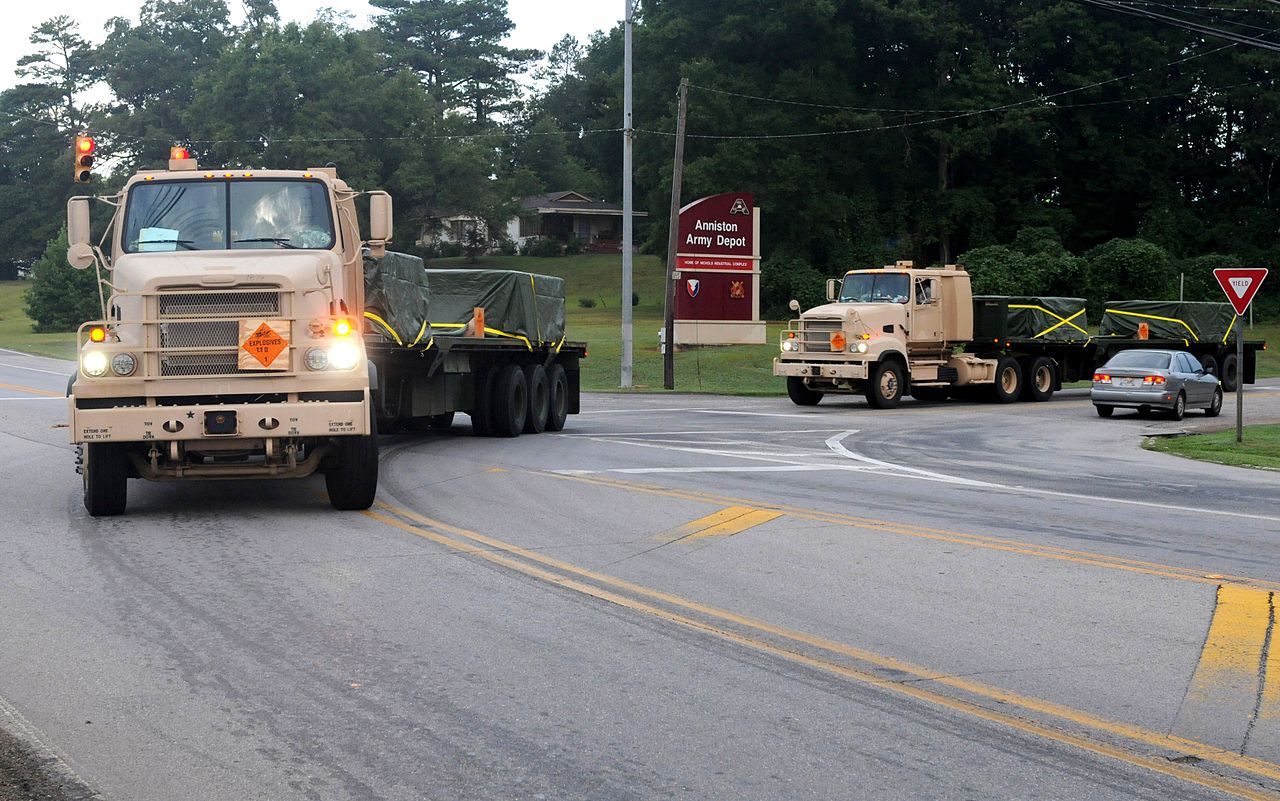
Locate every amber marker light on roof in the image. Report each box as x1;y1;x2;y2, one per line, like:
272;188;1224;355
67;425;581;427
169;146;190;160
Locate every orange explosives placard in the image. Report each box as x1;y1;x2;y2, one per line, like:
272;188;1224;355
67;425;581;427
238;320;290;370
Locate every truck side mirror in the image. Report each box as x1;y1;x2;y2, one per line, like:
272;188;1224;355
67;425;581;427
788;299;801;312
826;279;839;301
367;191;393;257
66;197;95;270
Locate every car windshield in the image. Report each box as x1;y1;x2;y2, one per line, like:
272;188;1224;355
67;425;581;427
122;179;335;253
839;273;910;303
1105;351;1172;370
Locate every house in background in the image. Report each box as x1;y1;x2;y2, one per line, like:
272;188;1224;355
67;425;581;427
420;191;647;253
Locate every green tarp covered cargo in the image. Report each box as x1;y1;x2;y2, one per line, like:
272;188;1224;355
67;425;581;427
1099;301;1236;343
972;296;1089;342
363;251;566;349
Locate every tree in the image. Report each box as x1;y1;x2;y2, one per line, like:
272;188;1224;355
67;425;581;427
15;16;96;132
23;226;101;332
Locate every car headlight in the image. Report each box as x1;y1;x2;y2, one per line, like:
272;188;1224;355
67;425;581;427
111;352;137;376
328;341;361;370
81;350;109;377
305;347;330;371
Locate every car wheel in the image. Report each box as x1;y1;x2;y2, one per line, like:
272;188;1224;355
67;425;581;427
1095;405;1114;418
1205;387;1223;418
866;360;904;409
1170;391;1186;421
787;376;823;406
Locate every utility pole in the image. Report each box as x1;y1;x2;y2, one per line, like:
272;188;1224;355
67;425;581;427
621;0;635;388
662;78;689;390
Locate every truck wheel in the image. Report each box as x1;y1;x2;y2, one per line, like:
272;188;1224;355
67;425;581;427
787;376;823;406
489;364;528;438
1022;357;1055;402
866;361;904;409
1218;353;1239;393
470;368;495;436
325;411;379;511
1170;391;1187;421
1199;354;1217;377
992;356;1022;403
523;364;549;434
1205;387;1223;418
1095;404;1114;418
545;364;569;432
83;443;128;517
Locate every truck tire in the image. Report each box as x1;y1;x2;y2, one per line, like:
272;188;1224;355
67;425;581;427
787;376;823;406
488;364;528;438
1022;356;1055;402
523;364;549;434
866;360;904;409
83;443;128;517
1199;354;1217;377
545;364;569;432
470;368;496;436
325;411;379;511
1218;353;1239;393
992;356;1022;404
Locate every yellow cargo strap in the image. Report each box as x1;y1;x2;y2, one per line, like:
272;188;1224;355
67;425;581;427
555;335;566;354
407;320;429;348
429;321;534;350
1104;308;1197;345
1222;314;1236;344
363;311;403;346
1009;304;1088;338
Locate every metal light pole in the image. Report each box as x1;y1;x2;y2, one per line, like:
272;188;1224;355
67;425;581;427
620;0;635;388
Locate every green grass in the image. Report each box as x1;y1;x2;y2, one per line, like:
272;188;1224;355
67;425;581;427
1145;424;1280;471
0;282;78;360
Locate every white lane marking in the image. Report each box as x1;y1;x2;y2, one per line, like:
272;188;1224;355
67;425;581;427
562;428;846;437
558;465;878;475
580;407;821;419
826;430;1280;524
0;361;72;376
0;397;63;401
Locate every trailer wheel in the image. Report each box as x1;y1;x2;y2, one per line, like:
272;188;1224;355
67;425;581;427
523;364;549;434
1205;387;1223;418
489;364;528;438
787;376;823;406
325;411;379;511
992;356;1022;403
545;364;569;432
470;368;496;436
83;443;128;517
866;360;904;409
1022;357;1055;402
1218;353;1239;393
1199;354;1217;377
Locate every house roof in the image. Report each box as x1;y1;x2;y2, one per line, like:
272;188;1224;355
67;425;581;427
521;191;648;217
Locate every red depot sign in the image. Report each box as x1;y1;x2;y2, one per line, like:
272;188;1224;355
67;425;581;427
1214;268;1269;316
677;193;754;257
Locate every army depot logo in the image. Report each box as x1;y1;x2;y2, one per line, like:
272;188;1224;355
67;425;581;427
686;278;700;298
729;280;745;300
729;198;750;215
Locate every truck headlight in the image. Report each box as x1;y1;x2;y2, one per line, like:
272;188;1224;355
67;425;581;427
781;339;797;352
855;342;868;353
305;347;330;371
328;341;361;370
111;352;137;376
81;350;109;377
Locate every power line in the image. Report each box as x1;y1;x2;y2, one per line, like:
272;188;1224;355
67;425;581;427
1075;0;1280;51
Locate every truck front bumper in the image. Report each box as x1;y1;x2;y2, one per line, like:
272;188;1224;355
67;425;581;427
773;358;869;380
69;392;371;444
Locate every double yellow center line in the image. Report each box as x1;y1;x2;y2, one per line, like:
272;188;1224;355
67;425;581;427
364;498;1280;800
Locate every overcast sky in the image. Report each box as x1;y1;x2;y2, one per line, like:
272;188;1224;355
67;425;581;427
0;1;624;92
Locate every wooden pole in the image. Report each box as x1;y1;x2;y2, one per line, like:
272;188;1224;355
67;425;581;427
662;78;689;390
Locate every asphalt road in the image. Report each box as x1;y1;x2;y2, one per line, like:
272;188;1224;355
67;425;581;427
4;348;1280;800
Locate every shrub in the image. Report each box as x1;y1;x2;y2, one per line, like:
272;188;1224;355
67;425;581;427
520;237;563;257
565;237;584;256
577;297;596;308
1084;238;1174;308
760;252;827;318
438;241;464;258
23;226;101;332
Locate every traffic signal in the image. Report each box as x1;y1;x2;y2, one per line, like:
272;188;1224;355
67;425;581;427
72;135;95;183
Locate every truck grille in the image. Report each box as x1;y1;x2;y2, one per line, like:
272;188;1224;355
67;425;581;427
797;318;842;353
155;287;287;377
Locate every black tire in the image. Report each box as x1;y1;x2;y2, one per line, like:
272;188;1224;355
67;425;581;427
83;443;128;517
866;360;904;409
545;364;569;432
786;376;823;406
1021;356;1055;402
1169;391;1186;421
1137;406;1152;418
523;364;549;434
1095;405;1114;418
1205;387;1223;418
910;385;950;403
427;412;455;430
488;364;528;438
470;368;495;436
992;356;1022;403
325;411;379;511
1218;353;1239;393
1199;354;1218;377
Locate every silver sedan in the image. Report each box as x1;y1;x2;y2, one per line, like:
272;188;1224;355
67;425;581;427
1092;349;1223;420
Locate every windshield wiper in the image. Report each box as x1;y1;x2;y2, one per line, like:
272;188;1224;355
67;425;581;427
234;237;298;249
134;238;196;250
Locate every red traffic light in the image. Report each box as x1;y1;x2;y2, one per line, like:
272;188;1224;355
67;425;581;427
72;134;96;183
76;135;96;155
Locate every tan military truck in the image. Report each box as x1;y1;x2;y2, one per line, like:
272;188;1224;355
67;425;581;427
67;150;585;517
773;261;1261;408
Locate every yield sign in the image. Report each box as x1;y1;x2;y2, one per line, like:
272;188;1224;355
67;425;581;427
1213;268;1268;316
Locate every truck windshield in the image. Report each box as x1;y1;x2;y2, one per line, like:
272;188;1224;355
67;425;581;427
122;179;335;253
839;273;910;304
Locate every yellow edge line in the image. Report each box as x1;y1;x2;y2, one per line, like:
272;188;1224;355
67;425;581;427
0;382;61;398
365;503;1280;797
685;508;782;541
543;472;1280;593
